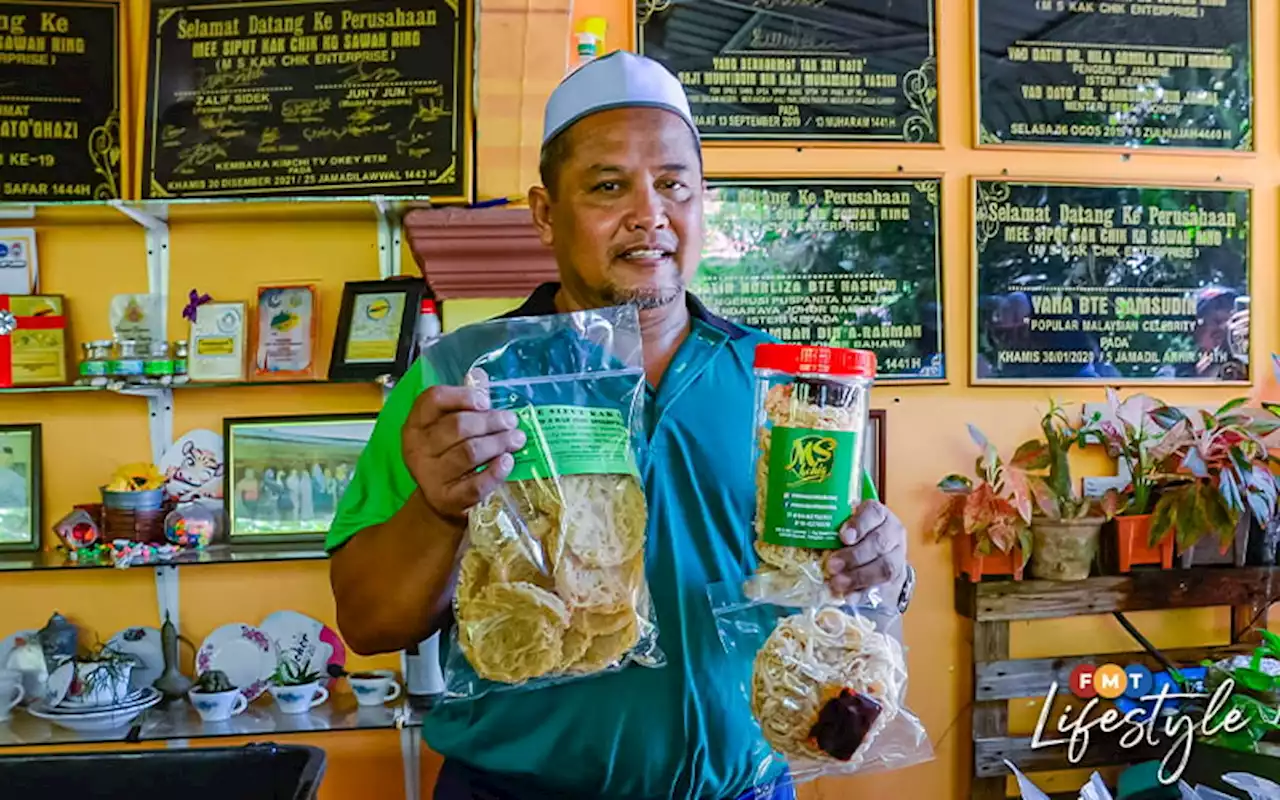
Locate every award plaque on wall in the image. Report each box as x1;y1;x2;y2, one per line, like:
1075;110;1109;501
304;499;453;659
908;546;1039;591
329;277;424;381
693;178;944;381
638;0;938;142
0;0;124;202
141;0;473;200
972;180;1251;385
976;0;1252;150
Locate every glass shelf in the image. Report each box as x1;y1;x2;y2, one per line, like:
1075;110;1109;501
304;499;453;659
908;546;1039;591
0;543;328;573
0;692;424;749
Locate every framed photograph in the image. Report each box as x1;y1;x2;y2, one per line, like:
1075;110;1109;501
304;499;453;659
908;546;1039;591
253;283;319;380
0;424;41;552
867;410;886;502
329;278;426;382
224;414;376;544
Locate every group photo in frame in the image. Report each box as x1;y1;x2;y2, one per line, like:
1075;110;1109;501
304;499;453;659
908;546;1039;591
0;424;41;552
224;414;377;544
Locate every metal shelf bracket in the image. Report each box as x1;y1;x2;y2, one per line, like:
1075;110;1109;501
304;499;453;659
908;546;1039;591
372;197;404;280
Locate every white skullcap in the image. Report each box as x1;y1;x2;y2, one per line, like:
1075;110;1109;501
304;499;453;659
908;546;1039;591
542;50;699;146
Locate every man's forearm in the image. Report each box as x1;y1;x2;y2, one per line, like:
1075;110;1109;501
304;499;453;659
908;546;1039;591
330;489;464;655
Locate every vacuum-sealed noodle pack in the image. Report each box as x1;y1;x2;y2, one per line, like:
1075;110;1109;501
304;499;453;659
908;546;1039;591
712;343;931;785
419;304;662;700
710;589;932;784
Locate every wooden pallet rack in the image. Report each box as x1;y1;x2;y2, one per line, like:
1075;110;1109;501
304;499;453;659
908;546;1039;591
956;567;1278;799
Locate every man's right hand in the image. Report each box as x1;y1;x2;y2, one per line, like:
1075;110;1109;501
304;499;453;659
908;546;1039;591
402;382;527;522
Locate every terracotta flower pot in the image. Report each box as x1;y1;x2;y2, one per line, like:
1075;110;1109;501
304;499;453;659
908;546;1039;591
951;533;1024;582
1112;514;1173;572
1030;518;1104;581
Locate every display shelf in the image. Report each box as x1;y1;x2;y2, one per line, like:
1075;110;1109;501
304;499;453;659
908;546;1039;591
0;693;422;749
0;543;327;573
957;567;1275;799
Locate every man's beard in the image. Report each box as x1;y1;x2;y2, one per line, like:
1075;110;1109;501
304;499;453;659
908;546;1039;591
603;277;686;311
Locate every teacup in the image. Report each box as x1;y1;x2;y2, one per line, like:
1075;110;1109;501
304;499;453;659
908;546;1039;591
0;670;25;721
348;670;403;707
269;681;329;715
188;688;248;722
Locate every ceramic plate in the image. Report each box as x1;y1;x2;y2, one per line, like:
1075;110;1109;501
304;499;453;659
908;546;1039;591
261;610;346;687
196;624;277;702
29;688;161;732
47;688;151;714
106;626;164;693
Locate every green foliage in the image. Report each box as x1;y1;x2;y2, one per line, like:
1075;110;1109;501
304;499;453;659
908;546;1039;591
1146;398;1280;550
272;655;323;687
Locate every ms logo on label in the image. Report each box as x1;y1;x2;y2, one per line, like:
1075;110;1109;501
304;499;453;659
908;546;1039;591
786;434;836;486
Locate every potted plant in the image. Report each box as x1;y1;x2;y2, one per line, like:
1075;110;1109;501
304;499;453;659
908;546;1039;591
932;424;1040;582
1148;398;1280;567
1180;630;1280;788
1026;400;1120;582
188;669;247;722
268;655;329;715
1081;388;1187;572
67;644;137;707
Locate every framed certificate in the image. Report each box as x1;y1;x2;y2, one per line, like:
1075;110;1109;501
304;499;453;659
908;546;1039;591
188;302;247;382
253;284;319;381
329;279;426;382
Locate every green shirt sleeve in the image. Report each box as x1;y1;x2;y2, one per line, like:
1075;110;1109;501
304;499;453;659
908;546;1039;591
325;360;436;553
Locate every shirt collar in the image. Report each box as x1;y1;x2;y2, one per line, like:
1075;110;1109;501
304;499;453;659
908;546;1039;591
503;282;746;341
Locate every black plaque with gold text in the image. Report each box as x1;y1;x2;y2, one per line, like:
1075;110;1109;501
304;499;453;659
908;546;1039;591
142;0;471;200
0;0;122;201
638;0;938;142
693;178;944;380
977;0;1252;150
973;181;1251;384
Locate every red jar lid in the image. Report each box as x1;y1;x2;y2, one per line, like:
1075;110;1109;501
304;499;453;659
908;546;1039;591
753;343;877;378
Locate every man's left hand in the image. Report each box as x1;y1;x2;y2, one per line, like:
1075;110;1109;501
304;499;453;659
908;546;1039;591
825;501;907;599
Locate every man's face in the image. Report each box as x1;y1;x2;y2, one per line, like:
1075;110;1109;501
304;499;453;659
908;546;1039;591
530;107;704;310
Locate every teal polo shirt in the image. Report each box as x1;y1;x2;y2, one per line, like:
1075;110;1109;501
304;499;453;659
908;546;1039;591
327;283;842;799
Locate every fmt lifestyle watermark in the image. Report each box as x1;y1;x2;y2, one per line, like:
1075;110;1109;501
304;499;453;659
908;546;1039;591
1030;662;1276;784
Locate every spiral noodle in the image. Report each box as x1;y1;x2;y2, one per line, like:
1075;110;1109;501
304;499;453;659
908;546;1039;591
457;474;650;684
750;607;906;767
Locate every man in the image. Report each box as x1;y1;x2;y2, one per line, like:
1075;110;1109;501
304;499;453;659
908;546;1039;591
328;51;913;800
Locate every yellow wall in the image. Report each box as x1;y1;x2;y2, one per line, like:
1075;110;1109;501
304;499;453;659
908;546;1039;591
4;2;1278;800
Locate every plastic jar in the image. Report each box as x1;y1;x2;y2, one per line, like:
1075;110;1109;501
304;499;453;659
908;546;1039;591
78;340;112;386
145;340;174;384
112;338;146;382
172;340;189;383
751;344;876;551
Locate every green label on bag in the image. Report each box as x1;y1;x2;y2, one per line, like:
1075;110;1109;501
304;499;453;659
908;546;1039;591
763;426;857;548
508;405;638;481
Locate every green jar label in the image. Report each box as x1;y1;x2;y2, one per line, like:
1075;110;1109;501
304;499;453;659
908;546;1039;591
79;361;107;377
144;359;174;376
763;426;857;549
507;405;638;482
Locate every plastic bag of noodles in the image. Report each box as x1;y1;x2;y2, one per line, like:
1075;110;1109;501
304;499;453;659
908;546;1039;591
709;581;933;787
421;303;662;701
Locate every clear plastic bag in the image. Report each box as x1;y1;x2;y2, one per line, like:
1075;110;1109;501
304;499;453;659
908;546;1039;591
420;304;663;701
710;580;933;786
